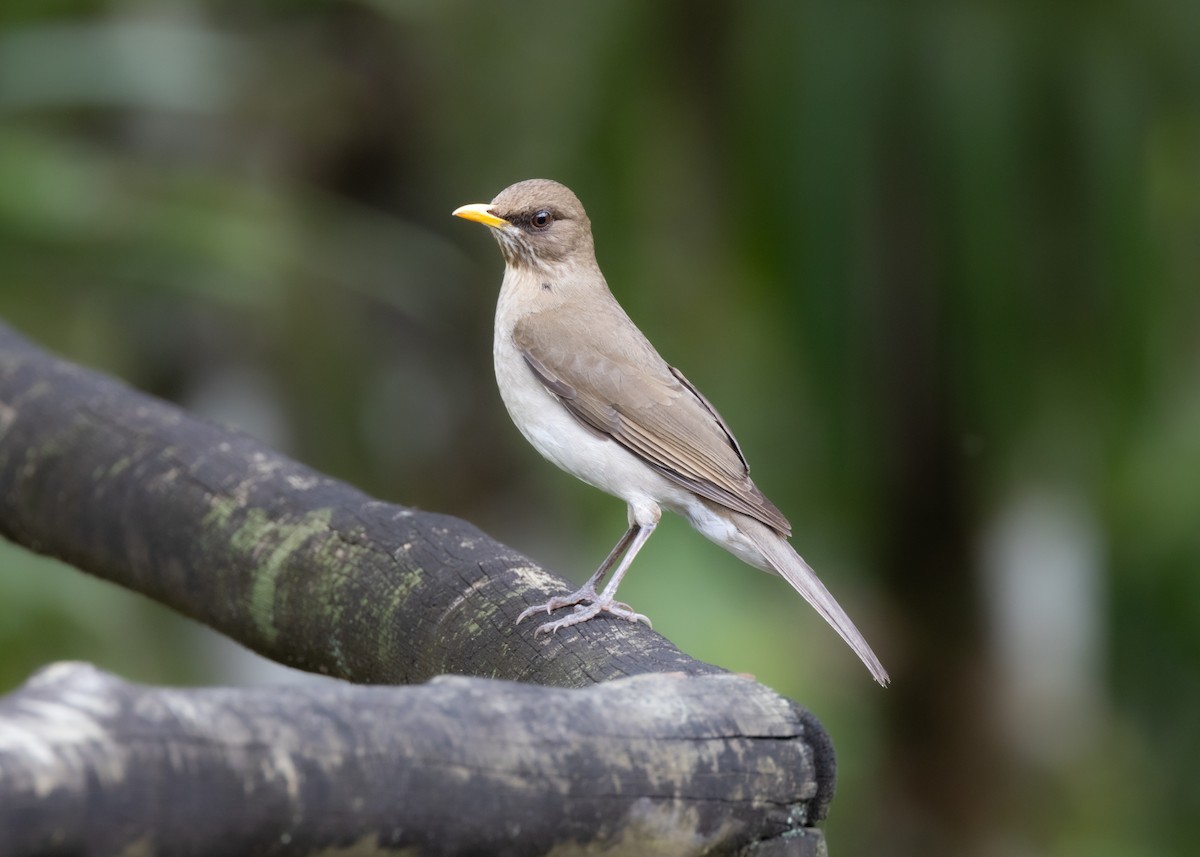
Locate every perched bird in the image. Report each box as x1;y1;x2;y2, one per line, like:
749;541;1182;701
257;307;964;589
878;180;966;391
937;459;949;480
453;179;889;685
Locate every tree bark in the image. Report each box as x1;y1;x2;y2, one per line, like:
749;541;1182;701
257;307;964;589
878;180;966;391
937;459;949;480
0;319;720;688
0;319;836;855
0;663;828;857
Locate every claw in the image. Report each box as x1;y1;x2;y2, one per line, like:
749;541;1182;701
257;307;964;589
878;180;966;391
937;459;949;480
515;523;657;635
517;587;652;635
516;586;598;625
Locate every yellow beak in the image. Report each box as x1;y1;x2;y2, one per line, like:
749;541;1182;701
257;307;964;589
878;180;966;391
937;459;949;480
452;203;508;228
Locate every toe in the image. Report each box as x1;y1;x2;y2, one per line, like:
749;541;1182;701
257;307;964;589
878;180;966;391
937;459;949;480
516;603;550;624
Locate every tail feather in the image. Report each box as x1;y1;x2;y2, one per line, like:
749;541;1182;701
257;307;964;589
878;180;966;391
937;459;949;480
742;519;890;686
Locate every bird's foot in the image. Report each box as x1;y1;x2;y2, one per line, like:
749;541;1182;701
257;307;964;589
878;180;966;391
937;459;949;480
515;586;597;625
516;587;652;635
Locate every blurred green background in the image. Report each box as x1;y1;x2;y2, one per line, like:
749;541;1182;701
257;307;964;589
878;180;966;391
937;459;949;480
2;1;1198;855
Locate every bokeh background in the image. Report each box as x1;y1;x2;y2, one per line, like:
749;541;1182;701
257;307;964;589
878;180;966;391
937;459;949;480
2;2;1198;855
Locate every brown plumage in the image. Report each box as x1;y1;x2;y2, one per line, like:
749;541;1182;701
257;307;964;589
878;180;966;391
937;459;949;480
512;303;792;535
454;179;888;685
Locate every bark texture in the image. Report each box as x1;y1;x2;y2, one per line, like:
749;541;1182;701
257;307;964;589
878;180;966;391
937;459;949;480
0;320;722;688
0;320;837;855
0;663;828;857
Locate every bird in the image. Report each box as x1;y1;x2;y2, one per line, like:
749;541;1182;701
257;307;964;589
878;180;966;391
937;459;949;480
453;179;889;685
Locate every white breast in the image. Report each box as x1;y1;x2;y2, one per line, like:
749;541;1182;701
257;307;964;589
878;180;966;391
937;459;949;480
492;275;693;528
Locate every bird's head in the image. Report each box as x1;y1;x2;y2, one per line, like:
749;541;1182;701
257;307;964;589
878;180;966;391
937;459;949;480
453;179;595;272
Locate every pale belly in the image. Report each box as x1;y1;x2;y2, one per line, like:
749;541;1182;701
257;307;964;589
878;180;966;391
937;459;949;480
491;316;774;572
493;326;694;527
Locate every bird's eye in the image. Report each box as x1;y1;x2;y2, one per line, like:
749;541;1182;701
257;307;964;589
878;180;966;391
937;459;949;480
530;209;553;229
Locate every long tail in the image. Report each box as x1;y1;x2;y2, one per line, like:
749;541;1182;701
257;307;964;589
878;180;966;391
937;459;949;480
741;518;890;686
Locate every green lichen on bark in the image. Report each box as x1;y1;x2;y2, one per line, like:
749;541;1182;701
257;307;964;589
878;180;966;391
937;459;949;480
227;506;335;645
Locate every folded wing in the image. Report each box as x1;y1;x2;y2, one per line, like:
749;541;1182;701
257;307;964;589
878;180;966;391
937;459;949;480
513;301;791;536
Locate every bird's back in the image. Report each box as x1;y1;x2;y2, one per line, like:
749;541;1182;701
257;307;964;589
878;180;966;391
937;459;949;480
511;290;791;535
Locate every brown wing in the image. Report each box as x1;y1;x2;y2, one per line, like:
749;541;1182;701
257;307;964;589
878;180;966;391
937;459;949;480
513;301;791;536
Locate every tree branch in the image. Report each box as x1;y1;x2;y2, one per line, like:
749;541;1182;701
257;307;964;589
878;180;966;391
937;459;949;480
0;319;721;687
0;319;838;855
0;663;827;857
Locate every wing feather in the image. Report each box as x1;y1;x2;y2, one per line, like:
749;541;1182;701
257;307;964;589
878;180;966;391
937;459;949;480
512;303;791;535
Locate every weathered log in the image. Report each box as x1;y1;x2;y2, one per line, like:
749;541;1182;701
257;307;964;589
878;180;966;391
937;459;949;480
0;320;837;855
0;663;829;857
0;319;721;687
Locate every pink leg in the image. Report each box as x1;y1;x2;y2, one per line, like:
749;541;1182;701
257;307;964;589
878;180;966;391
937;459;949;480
516;522;656;633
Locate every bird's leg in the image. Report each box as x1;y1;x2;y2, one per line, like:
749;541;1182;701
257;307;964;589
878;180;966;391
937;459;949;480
516;520;643;619
516;524;638;625
518;522;657;635
582;523;641;592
